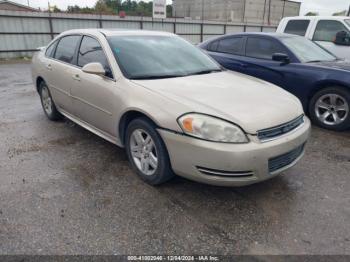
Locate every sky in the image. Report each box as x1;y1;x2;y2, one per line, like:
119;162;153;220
11;0;350;16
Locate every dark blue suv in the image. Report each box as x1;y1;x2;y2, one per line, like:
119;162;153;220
199;33;350;131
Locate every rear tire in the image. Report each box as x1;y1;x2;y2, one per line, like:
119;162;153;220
125;117;175;185
309;86;350;131
39;81;63;121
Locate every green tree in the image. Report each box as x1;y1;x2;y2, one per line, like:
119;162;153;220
134;1;152;16
50;5;61;12
104;0;122;13
95;0;113;14
67;5;81;12
166;4;173;17
66;1;171;17
67;5;95;13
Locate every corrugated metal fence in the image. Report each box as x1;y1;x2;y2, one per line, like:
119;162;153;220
0;10;277;59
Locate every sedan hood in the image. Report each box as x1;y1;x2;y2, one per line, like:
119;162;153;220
132;71;303;134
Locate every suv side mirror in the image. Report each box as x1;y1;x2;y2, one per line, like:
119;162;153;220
333;31;350;46
82;62;106;76
272;53;290;65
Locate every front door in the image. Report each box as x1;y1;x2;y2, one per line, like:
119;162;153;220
313;20;350;60
71;35;117;136
239;36;291;88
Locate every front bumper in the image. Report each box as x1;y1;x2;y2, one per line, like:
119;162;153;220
158;117;311;187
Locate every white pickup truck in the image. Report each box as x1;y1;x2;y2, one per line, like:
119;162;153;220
277;16;350;60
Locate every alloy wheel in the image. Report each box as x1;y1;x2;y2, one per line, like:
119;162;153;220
129;129;158;176
41;85;53;115
315;93;349;126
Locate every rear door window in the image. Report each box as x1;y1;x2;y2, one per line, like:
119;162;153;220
313;20;350;42
45;41;58;58
54;35;81;64
284;20;310;36
217;37;244;55
246;37;286;60
207;40;219;52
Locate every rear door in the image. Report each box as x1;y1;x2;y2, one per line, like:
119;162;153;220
41;39;58;92
282;19;311;37
48;35;82;113
206;36;247;73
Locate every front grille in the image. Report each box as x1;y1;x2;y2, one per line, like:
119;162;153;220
269;144;305;173
257;115;304;142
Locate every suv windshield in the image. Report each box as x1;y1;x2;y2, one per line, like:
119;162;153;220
345;19;350;27
281;36;336;63
108;35;221;79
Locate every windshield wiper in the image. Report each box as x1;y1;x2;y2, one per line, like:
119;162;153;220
307;58;342;63
130;69;222;80
130;74;185;80
306;60;322;63
185;69;222;76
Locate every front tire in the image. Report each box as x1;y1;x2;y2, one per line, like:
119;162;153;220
39;81;63;121
309;87;350;131
125;118;175;185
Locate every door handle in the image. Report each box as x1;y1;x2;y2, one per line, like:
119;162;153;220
72;74;80;81
239;63;248;68
46;64;52;71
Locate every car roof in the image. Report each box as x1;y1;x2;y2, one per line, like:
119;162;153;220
282;16;349;21
210;32;298;39
60;28;175;37
198;32;301;48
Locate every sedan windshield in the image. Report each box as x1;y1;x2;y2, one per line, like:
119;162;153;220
108;35;221;79
281;36;336;63
345;19;350;27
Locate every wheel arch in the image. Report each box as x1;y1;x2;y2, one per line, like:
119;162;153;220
36;76;45;93
118;110;160;146
307;80;350;113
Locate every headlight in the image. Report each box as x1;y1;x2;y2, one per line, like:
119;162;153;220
177;113;248;143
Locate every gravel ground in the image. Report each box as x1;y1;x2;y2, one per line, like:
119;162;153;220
0;62;349;255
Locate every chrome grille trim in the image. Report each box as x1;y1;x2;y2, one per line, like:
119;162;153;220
257;115;304;142
197;166;254;178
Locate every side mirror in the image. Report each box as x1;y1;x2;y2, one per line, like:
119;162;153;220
272;53;290;65
82;62;105;76
333;31;350;46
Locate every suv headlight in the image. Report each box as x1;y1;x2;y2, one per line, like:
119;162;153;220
177;113;249;143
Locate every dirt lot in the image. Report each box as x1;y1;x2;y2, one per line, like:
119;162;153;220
0;62;349;255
